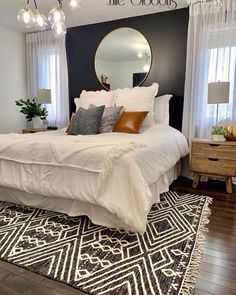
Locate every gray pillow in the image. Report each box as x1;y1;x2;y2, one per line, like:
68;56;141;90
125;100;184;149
90;105;123;133
67;105;105;135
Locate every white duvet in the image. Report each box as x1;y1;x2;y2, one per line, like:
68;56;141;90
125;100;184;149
0;124;189;233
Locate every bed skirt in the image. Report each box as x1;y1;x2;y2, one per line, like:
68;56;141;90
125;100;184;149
0;162;180;231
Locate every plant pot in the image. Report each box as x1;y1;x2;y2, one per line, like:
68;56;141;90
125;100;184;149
211;134;225;141
32;116;43;129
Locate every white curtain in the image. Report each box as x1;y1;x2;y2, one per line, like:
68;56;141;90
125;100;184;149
183;0;236;141
26;31;69;128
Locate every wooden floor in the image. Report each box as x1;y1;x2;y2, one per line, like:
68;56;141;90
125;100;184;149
171;177;236;295
0;177;235;295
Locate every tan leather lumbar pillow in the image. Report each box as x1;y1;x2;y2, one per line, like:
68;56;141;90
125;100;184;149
66;112;76;133
113;111;149;134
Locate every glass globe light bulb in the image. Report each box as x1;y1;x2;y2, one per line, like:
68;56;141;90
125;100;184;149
143;64;150;72
35;10;48;30
68;0;81;11
137;52;143;59
17;5;35;28
48;6;65;25
52;22;67;38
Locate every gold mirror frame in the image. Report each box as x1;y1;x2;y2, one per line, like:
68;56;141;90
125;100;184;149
94;27;153;91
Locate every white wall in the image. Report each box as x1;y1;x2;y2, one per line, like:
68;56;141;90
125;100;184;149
109;60;147;90
96;58;147;90
0;26;27;133
95;58;113;87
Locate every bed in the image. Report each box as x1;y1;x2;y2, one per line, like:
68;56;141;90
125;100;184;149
0;121;188;234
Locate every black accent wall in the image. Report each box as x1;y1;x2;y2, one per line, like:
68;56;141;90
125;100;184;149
66;8;189;115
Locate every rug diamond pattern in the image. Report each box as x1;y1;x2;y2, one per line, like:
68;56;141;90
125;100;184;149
0;191;210;295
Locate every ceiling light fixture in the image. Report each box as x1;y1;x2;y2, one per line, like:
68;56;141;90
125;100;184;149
17;0;82;38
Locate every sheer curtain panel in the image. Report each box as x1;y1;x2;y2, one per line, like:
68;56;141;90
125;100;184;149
182;0;236;141
26;31;69;128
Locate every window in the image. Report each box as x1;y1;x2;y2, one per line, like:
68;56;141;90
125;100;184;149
38;46;61;125
26;31;69;128
206;30;236;123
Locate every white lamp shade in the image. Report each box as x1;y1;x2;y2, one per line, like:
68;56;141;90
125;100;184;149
37;89;52;104
208;82;230;104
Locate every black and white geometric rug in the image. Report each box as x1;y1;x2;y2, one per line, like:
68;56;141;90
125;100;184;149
0;191;212;295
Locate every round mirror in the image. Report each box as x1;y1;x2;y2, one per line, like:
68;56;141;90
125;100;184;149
95;27;152;91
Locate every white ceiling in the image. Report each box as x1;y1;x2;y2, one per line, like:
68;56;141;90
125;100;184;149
0;0;188;33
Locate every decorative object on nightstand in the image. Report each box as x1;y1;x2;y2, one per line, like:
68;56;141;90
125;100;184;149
211;125;226;141
224;126;236;141
190;138;236;193
208;81;230;125
37;89;51;128
15;98;48;129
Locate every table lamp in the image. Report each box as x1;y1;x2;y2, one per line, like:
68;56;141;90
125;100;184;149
37;89;52;105
37;89;52;128
208;81;230;125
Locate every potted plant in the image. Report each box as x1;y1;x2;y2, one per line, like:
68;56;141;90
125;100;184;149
211;125;226;141
15;98;48;129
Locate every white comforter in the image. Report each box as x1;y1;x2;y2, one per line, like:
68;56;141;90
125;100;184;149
0;124;189;233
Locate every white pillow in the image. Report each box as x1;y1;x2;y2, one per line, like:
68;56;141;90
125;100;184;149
154;94;173;125
115;83;159;127
74;90;115;111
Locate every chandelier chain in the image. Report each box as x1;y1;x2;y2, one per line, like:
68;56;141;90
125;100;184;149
33;0;38;10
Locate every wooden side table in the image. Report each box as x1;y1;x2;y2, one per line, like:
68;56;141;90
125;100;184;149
190;138;236;193
22;128;47;134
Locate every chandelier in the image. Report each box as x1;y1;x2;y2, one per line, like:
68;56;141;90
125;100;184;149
17;0;81;38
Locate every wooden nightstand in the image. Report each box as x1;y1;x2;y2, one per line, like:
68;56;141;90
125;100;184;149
190;138;236;193
22;128;47;134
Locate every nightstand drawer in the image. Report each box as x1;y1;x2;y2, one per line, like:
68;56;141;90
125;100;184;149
192;142;236;161
191;156;236;176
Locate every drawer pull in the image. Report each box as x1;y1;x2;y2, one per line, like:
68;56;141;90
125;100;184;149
208;158;219;161
209;144;220;147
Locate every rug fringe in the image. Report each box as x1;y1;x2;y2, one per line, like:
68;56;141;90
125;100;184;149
180;196;213;295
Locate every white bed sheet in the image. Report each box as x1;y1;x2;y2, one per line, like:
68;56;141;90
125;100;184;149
0;125;189;233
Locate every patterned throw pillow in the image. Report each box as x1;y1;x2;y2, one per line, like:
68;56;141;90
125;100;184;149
67;105;105;135
90;105;123;133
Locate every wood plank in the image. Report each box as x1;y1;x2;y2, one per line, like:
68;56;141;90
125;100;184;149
205;241;236;256
195;279;236;295
200;262;236;280
0;284;25;295
202;254;236;271
197;270;236;289
203;248;236;262
0;269;11;281
1;274;53;295
194;290;214;295
40;278;87;295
